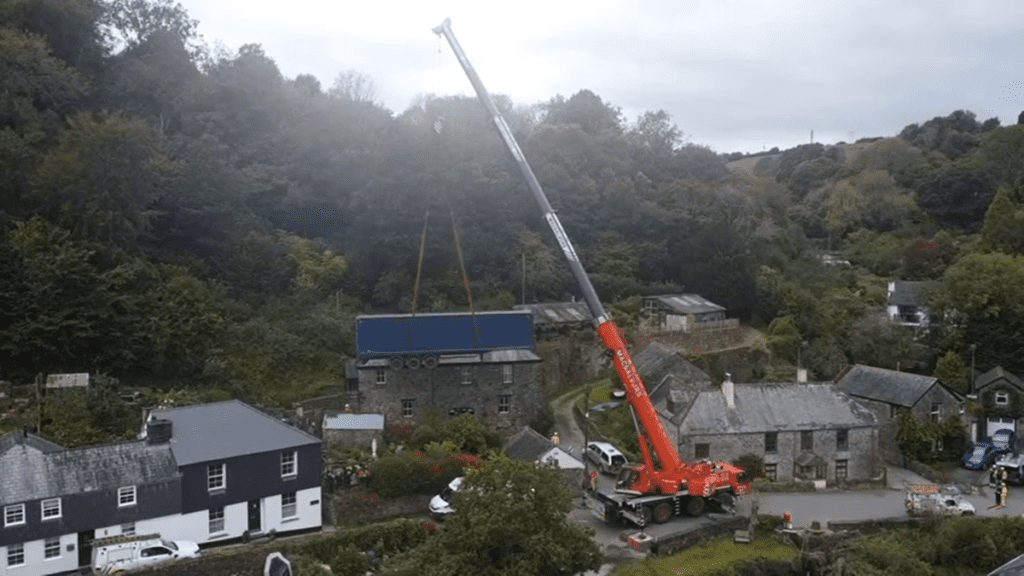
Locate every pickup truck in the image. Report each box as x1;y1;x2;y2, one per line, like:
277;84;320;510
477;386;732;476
905;485;975;517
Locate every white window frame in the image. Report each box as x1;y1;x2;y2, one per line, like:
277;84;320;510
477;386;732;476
44;536;61;559
502;364;513;384
4;504;25;527
996;391;1010;405
460;366;473;386
41;497;61;520
281;451;297;478
931;402;942;423
208;463;226;492
401;399;414;418
209;506;225;534
375;368;386;386
7;542;25;567
281;492;297;519
118;485;137;507
122;522;136;536
498;395;511;414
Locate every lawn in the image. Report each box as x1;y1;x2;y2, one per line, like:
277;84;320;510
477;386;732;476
613;535;799;576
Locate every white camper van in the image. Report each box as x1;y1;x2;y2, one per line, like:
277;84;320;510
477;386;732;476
91;533;201;574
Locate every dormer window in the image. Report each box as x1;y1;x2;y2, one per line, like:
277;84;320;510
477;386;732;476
4;504;25;527
41;498;61;520
118;486;136;507
996;391;1010;405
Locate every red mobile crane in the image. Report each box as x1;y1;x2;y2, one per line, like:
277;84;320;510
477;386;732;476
432;18;751;526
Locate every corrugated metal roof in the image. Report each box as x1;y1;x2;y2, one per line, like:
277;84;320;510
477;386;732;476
835;364;939;407
1;435;178;503
482;349;541;363
680;383;876;435
150;400;320;466
513;302;592;327
323;413;385;431
888;281;934;307
647;294;725;315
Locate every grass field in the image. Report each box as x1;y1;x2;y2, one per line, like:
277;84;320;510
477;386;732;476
613;535;799;576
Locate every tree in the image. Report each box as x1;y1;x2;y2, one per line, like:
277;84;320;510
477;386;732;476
386;456;600;576
980;183;1024;255
542;89;622;135
934;350;967;395
101;0;203;60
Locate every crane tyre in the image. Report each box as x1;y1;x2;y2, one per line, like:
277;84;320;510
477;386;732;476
685;496;706;517
653;502;673;524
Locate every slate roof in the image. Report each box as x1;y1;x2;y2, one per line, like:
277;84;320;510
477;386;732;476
149;400;320;466
990;552;1024;575
975;366;1024;393
679;383;876;435
645;294;725;315
888;281;934;307
651;374;702;427
835;364;957;407
323;413;385;431
504;427;555;461
633;342;712;391
513;302;592;328
1;434;178;504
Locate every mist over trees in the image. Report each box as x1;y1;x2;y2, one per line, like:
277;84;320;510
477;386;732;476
3;0;1024;403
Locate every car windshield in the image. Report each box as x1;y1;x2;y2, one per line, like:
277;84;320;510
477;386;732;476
994;434;1009;443
973;446;988;456
161;540;178;551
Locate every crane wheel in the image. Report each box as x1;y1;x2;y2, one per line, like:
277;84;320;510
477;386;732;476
653;502;673;524
685;496;706;517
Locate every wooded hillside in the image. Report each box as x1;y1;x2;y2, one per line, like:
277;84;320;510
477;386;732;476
3;0;1024;408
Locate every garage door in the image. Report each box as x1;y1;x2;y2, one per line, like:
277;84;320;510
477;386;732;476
987;417;1016;437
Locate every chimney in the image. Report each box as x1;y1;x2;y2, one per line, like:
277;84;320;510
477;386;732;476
722;373;735;409
146;419;173;444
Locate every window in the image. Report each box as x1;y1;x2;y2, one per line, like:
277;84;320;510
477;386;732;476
282;492;297;519
41;497;61;520
3;504;24;527
764;463;777;481
695;443;710;459
375;368;386;386
836;429;849;451
7;543;24;567
764;432;778;453
502;364;513;384
122;522;136;536
931;402;942;423
835;459;848;481
461;366;473;386
208;463;226;491
45;537;61;559
281;451;297;478
996;391;1009;405
209;507;225;534
118;485;136;507
801;430;813;451
402;399;414;418
890;404;900;419
498;395;511;414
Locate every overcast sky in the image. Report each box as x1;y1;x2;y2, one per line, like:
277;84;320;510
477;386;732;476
174;0;1024;154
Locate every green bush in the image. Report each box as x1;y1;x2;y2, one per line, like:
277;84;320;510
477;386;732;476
329;545;369;576
367;453;435;497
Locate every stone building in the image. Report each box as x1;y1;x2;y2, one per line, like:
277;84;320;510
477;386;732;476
668;378;879;484
322;412;385;453
503;427;585;496
834;364;966;447
972;366;1024;441
354;312;544;438
640;294;728;333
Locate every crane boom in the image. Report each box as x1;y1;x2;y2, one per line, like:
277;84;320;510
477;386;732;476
432;17;684;480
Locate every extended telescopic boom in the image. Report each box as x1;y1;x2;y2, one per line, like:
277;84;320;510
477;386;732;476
433;17;685;485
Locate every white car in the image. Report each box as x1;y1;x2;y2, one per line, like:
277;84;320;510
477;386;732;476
429;477;464;520
586;441;628;475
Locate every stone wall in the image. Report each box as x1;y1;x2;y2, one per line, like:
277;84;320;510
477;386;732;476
677;426;878;483
359;359;544;439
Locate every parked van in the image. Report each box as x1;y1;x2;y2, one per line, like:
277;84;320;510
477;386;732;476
91;533;201;574
586;441;628;475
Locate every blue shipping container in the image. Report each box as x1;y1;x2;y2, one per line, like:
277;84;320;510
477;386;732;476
355;312;535;360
